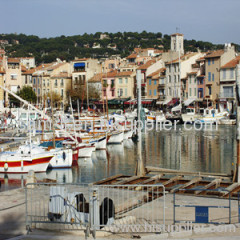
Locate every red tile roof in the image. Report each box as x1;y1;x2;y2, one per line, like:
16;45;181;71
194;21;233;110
89;73;104;83
147;68;165;78
204;50;224;59
115;71;134;77
8;58;20;63
126;53;137;59
137;60;155;70
221;55;240;69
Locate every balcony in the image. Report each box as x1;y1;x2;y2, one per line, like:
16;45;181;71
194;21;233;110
219;92;235;98
206;81;212;86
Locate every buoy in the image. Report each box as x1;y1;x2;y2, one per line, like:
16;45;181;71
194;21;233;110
4;163;8;171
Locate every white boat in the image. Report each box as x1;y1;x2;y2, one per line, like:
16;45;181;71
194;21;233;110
196;108;229;124
93;136;107;150
218;118;236;125
108;131;124;144
156;111;166;123
77;143;96;158
0;144;53;173
181;108;201;123
48;148;73;168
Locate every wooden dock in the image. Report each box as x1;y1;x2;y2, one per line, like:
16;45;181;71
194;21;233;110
93;167;240;198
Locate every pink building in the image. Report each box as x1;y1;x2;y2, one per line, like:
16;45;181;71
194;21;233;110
102;70;117;100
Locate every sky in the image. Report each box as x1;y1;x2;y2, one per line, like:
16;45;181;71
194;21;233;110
0;0;240;44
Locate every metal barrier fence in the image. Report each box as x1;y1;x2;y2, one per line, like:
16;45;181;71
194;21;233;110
92;184;166;233
173;188;232;225
25;183;166;236
25;183;90;233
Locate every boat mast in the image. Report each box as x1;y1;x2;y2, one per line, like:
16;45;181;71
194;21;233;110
51;92;56;149
0;85;78;144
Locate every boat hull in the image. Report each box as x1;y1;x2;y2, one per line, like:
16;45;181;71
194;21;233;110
0;155;53;173
108;131;124;144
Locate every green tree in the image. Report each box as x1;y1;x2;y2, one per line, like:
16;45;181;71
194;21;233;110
9;86;37;106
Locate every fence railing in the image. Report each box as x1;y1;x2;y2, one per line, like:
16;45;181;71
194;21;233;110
25;183;166;237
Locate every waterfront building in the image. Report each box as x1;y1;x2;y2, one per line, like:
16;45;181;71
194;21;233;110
219;55;240;113
165;52;203;105
5;58;22;106
114;71;136;99
204;44;235;108
72;58;101;93
146;68;166;100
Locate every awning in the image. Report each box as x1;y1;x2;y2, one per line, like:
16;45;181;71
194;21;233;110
167;98;178;106
124;99;152;105
163;98;172;105
172;104;181;112
184;98;196;106
156;101;163;105
74;63;85;68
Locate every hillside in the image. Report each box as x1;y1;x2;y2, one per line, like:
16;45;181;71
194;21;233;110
0;31;237;64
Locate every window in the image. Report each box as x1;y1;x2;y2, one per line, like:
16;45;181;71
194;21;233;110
119;78;122;84
25;76;27;84
154;80;157;85
111;79;114;88
149;90;152;95
11;74;17;80
208;72;211;81
61;79;64;86
209;86;212;95
38;88;40;95
149;79;151;85
169;76;171;83
212;73;214;81
174;75;177;83
43;79;45;86
55;79;57;87
212;59;214;64
118;88;123;97
189;88;192;96
125;78;128;84
37;78;39;84
154;89;157;96
230;69;234;79
194;88;197;96
61;89;64;97
208;59;211;65
194;77;197;83
33;78;36;84
223;69;226;79
112;90;115;97
125;88;127;96
33;88;36;92
30;76;32;84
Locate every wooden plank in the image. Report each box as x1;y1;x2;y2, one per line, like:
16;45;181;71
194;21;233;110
221;183;240;197
139;174;164;185
170;177;202;193
112;176;142;185
93;174;124;185
146;166;231;178
195;179;222;195
162;175;182;187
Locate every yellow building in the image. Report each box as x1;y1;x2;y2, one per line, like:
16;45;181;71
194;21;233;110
114;71;135;99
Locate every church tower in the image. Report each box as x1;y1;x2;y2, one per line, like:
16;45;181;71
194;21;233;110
171;33;184;55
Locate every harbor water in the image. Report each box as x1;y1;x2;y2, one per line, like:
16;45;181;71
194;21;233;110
0;125;236;191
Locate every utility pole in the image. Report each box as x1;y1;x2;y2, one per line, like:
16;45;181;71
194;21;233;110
235;64;240;182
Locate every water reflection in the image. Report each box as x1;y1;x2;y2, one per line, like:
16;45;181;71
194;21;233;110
0;126;237;191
